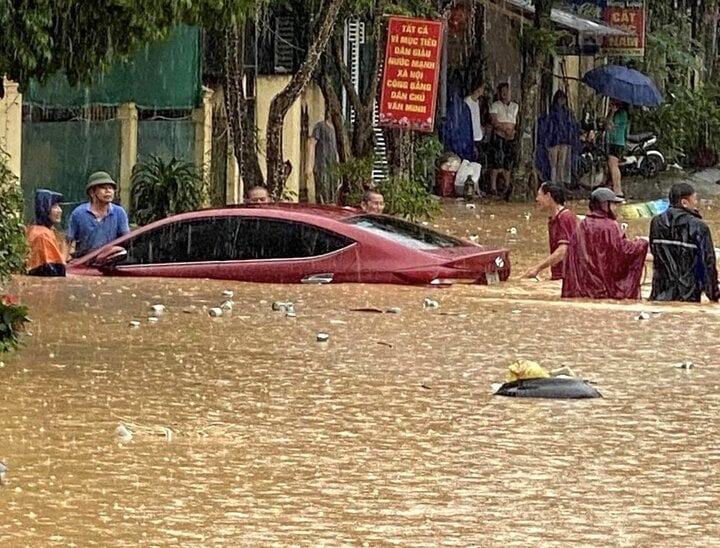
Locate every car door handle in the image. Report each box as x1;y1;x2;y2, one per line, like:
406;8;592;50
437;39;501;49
301;273;334;284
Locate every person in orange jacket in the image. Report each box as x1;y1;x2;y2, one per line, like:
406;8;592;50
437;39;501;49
26;189;66;276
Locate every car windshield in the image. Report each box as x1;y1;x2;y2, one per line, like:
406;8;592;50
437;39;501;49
345;215;464;250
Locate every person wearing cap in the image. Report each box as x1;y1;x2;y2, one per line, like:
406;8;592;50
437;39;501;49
522;183;578;280
26;189;66;276
562;187;648;300
649;182;719;302
65;171;130;258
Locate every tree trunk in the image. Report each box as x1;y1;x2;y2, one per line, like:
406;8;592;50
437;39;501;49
223;28;264;191
700;0;719;83
265;0;345;196
318;67;350;163
514;0;553;199
331;0;386;160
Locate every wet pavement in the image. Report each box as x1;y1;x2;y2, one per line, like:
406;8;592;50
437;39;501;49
3;201;720;546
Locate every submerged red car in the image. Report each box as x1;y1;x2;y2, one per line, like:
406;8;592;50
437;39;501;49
67;204;511;285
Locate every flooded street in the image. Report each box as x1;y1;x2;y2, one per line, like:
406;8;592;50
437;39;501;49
3;201;720;546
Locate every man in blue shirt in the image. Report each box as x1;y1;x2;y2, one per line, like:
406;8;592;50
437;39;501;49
66;171;130;257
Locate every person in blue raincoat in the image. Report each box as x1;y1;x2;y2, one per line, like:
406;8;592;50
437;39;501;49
442;85;475;161
535;90;580;186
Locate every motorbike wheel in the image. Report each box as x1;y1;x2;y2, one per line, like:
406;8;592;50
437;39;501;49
640;155;664;179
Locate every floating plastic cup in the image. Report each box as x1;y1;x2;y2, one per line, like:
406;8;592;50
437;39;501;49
128;320;141;328
466;203;476;210
148;316;159;324
222;290;234;298
209;307;223;317
316;332;330;342
220;300;234;311
286;312;297;319
115;424;133;442
272;301;287;311
636;311;651;320
285;303;295;314
150;304;165;315
508;227;518;236
423;298;439;309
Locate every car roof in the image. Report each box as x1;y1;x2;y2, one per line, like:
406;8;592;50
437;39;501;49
194;202;361;220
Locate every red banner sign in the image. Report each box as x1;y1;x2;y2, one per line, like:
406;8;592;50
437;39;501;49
378;17;443;132
604;4;645;57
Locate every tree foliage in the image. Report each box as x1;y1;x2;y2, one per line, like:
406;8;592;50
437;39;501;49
0;0;256;87
0;150;26;284
130;156;205;225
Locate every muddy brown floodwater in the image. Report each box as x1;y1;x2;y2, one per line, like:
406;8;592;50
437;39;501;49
3;201;720;546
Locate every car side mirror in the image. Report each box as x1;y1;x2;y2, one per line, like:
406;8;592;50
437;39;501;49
93;246;128;269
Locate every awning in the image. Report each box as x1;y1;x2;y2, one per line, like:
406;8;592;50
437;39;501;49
485;0;629;37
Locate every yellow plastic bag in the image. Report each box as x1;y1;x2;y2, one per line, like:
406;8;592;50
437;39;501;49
507;360;550;381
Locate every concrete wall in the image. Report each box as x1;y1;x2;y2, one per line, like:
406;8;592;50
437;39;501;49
0;78;22;179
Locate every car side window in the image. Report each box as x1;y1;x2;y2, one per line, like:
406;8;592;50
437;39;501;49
124;222;191;265
122;216;352;264
239;218;353;260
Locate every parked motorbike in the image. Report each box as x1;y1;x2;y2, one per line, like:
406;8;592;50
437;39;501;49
575;126;666;191
620;132;667;178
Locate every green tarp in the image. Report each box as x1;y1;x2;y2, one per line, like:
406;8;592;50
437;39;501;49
26;26;201;110
21;121;122;225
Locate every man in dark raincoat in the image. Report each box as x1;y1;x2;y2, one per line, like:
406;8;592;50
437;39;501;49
562;187;648;300
649;183;719;302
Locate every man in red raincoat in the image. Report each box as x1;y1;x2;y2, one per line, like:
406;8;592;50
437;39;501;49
562;187;649;300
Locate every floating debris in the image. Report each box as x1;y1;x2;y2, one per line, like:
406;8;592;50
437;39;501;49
286;312;297;319
285;303;295;314
222;290;234;298
377;341;394;348
673;361;694;370
115;424;133;443
182;306;197;314
147;317;159;324
385;307;401;314
208;308;223;318
423;298;439;309
220;300;234;311
149;304;165;315
0;461;7;485
420;384;432;390
621;223;629;232
524;212;532;222
636;311;651;321
465;203;476;210
316;332;330;343
128;320;141;328
508;227;518;236
272;301;289;311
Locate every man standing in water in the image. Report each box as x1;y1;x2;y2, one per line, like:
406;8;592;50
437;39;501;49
649;182;719;302
522;183;578;280
562;187;648;299
66;171;130;258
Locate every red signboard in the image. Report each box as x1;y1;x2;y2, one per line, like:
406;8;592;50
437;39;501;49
603;4;645;57
378;17;444;132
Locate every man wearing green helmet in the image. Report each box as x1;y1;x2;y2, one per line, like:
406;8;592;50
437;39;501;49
65;171;130;258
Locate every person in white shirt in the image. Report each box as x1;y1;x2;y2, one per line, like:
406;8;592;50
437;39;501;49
489;82;519;197
464;80;486;160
